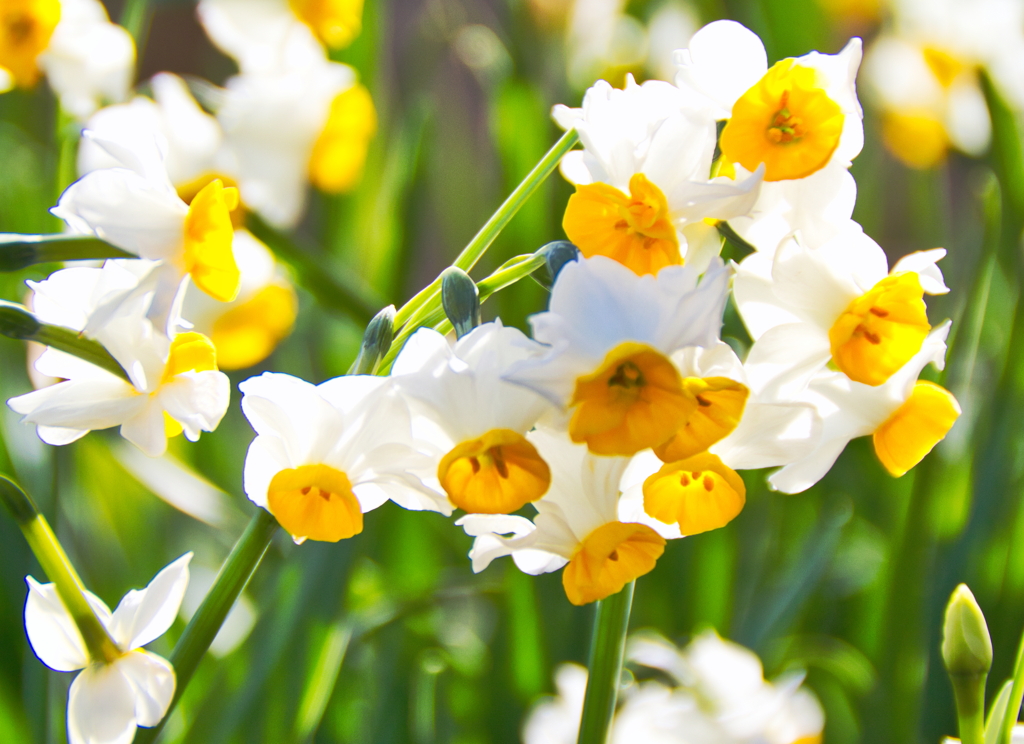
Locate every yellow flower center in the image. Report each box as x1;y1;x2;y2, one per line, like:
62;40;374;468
211;284;298;370
881;111;949;170
0;0;59;89
309;84;377;194
922;47;965;89
437;429;551;514
720;59;844;182
562;173;681;276
177;173;246;229
267;464;363;543
654;376;749;463
569;342;690;456
561;521;665;606
828;272;930;386
289;0;363;49
160;331;219;437
873;380;960;477
182;179;241;303
643;452;746;535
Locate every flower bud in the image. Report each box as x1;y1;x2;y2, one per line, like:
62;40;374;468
350;305;396;375
0;474;38;526
0;302;42;340
539;240;579;287
942;584;992;677
441;267;480;339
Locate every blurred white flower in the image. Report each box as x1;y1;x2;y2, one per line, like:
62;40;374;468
458;427;666;606
240;371;449;544
392;322;554;515
0;0;135;119
24;553;191;744
734;226;948;397
674;20;863;253
553;75;762;276
505;255;729;456
8;262;231;457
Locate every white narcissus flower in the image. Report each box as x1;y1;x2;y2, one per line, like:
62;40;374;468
182;230;298;371
8;262;231;457
616;341;821;538
735;226;949;398
392;322;554;515
552;75;763;276
198;0;376;228
24;553;192;744
505;255;729;457
674;20;863;253
240;372;449;544
458;427;666;606
53;133;241;308
769;323;960;494
0;0;135;119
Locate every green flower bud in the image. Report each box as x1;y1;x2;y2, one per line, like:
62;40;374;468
0;301;41;340
441;267;480;339
350;305;397;375
943;584;993;677
539;240;579;287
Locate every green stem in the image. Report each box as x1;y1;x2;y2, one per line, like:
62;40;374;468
134;510;280;744
951;672;987;744
0;301;130;382
54;108;78;208
980;71;1024;267
246;214;383;325
119;0;151;50
0;475;121;664
0;234;133;271
576;582;634;744
393;128;578;328
998;628;1024;744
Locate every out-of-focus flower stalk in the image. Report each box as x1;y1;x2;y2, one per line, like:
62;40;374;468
0;475;122;665
0;233;133;270
575;582;634;744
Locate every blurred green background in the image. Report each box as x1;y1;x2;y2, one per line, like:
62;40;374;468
0;0;1021;742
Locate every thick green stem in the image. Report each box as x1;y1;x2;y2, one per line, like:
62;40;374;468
0;234;133;271
135;510;280;744
0;475;121;664
393;128;578;328
576;582;634;744
119;0;151;49
998;629;1024;744
950;673;987;744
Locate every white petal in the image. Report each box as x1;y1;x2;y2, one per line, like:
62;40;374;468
118;398;170;458
115;651;175;728
891;248;949;295
67;663;137;744
109;553;192;651
9;377;144;432
24;577;90;672
743;323;831;400
711;401;822;470
674;20;767;113
158;370;231;441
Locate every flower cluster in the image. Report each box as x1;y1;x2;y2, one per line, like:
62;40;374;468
524;631;824;744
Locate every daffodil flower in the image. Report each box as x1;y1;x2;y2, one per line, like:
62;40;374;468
0;0;135;119
24;553;191;744
198;0;376;228
615;341;821;537
392;322;554;515
768;323;960;494
53;133;241;308
240;372;449;544
735;226;949;396
552;75;763;276
674;20;863;253
505;255;730;457
458;427;666;606
8;262;231;456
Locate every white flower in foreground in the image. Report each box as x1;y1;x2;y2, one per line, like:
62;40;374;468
552;75;762;276
458;428;665;606
240;372;448;544
674;20;863;252
505;255;729;456
54;133;241;306
24;553;191;744
735;225;948;398
183;230;297;370
627;631;826;744
8;262;231;456
616;341;820;538
392;322;554;515
0;0;134;119
199;0;376;227
769;323;960;494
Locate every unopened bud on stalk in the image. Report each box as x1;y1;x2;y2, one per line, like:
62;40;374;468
943;584;993;677
0;239;38;272
350;305;397;375
539;240;579;287
0;301;42;340
441;267;480;339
